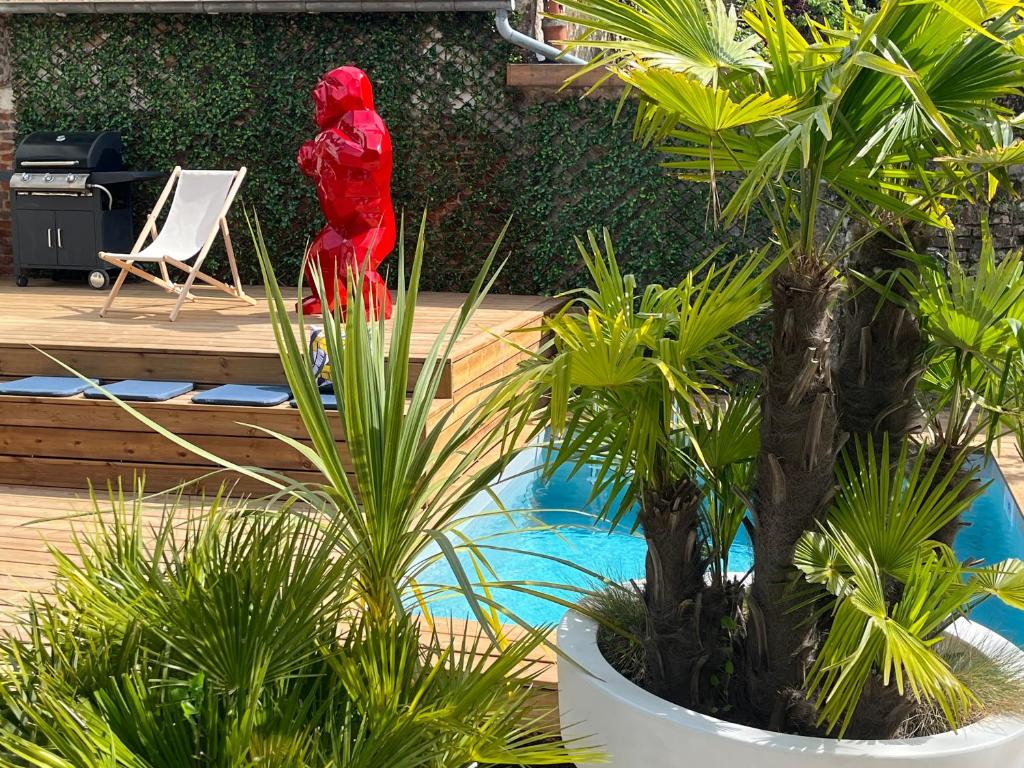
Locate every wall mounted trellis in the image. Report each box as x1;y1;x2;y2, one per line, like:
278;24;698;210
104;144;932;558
10;12;770;296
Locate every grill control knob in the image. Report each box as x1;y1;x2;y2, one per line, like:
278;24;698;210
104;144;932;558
66;174;76;183
43;173;52;183
20;173;28;182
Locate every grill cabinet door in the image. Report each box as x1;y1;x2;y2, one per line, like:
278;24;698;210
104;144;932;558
15;210;58;266
55;210;99;268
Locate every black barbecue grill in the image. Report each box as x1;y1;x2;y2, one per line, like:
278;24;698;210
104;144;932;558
6;131;162;289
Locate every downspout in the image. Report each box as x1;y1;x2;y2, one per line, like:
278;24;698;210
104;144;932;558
495;8;585;65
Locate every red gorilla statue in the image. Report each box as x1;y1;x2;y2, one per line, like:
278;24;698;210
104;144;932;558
297;66;394;318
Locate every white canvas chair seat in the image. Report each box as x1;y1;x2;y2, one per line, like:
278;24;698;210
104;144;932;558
99;166;254;321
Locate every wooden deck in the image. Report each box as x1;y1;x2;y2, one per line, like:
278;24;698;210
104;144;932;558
0;283;556;394
0;281;561;684
0;283;559;493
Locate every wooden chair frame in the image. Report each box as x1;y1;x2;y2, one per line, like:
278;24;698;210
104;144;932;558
99;166;255;322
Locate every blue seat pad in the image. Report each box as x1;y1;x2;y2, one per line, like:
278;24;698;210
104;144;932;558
85;379;194;402
289;392;338;410
0;376;99;397
192;384;292;406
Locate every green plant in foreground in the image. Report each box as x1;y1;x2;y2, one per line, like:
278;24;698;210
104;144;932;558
0;216;587;766
0;493;577;766
795;436;1024;736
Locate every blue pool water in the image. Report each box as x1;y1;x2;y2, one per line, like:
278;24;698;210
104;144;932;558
957;463;1024;643
417;450;1024;644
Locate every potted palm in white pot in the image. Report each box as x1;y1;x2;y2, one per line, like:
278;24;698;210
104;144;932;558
515;0;1024;762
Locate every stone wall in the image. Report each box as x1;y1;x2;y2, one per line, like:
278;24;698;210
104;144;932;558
938;165;1024;260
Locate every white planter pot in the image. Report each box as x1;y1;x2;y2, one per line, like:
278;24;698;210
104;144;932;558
558;610;1024;767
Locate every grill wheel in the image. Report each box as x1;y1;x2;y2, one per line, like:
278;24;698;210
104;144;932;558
88;270;111;290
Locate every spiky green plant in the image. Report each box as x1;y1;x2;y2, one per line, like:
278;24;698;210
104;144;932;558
912;239;1024;459
3;215;590;766
795;435;1024;737
0;492;584;766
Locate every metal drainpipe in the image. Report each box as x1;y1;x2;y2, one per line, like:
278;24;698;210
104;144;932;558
495;8;585;65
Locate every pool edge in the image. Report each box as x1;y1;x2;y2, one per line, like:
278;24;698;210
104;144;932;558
993;438;1024;521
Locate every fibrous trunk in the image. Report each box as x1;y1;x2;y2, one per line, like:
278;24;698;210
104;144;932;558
843;672;920;738
834;224;931;734
930;450;978;547
750;263;840;730
641;478;733;709
836;223;928;444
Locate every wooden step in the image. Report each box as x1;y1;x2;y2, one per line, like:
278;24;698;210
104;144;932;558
0;284;558;495
0;391;426;494
0;284;558;396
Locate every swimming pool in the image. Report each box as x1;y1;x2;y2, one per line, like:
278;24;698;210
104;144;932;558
417;449;1024;644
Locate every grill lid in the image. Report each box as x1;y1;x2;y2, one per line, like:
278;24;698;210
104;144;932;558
15;131;124;171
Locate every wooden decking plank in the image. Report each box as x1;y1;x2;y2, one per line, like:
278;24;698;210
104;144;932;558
0;425;329;471
0;483;558;685
0;395;312;438
0;456;328;495
0;286;557;396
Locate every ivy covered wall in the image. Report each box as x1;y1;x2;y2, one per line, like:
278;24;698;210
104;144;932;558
9;12;766;294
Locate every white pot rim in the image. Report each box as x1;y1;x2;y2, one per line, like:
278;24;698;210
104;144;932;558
558;609;1024;758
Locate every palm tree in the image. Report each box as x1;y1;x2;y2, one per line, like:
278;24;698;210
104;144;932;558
510;231;771;705
908;237;1024;544
554;0;1024;727
835;222;930;444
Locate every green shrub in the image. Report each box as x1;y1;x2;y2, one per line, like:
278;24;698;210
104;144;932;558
0;218;587;766
0;494;576;766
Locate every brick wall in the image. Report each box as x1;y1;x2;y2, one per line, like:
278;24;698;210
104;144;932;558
0;18;13;277
937;165;1024;261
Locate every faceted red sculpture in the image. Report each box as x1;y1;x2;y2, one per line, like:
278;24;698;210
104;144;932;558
297;66;394;318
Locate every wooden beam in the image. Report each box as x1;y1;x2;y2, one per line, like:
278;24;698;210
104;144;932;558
506;62;626;91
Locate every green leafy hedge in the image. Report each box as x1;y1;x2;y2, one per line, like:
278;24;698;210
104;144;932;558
10;12;767;294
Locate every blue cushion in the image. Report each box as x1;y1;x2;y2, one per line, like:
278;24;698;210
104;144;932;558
84;379;194;402
290;393;338;410
192;384;292;406
0;376;99;397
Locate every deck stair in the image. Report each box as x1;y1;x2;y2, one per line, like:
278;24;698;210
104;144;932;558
0;284;557;494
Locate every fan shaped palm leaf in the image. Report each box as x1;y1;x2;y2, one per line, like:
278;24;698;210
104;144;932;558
796;435;1024;735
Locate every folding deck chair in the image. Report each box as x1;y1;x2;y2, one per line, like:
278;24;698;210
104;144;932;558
99;166;255;322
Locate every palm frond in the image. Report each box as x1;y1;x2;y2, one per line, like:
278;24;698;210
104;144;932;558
515;230;773;521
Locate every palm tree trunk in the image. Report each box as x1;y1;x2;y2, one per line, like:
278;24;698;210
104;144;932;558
832;225;933;735
844;673;919;738
829;223;940;735
836;223;928;444
749;263;840;730
640;478;728;707
930;450;977;547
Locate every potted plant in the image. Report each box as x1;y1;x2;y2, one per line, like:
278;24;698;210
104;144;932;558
512;0;1024;761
